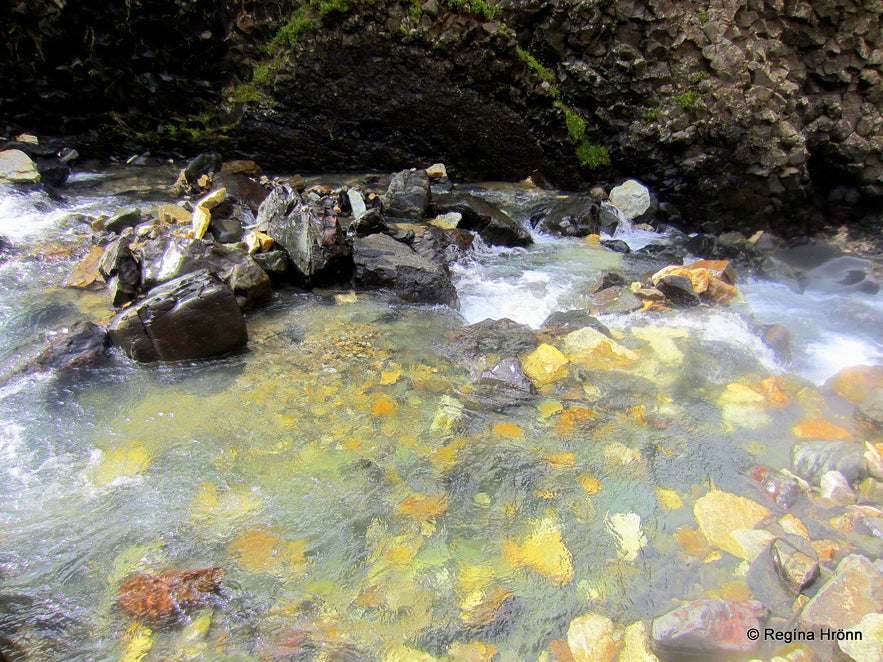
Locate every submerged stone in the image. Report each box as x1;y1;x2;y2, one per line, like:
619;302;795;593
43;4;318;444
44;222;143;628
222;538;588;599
693;490;771;560
567;612;621;662
792;440;865;485
650;600;768;660
520;343;569;387
118;566;224;626
770;538;820;594
799;554;883;630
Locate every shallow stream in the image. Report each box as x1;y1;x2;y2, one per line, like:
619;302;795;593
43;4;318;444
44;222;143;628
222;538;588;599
0;167;881;660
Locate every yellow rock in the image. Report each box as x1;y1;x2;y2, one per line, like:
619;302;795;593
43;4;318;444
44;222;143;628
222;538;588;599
227;527;308;573
562;327;637;368
64;245;105;288
447;641;498;662
792;418;853;441
520;344;569;387
244;230;274;253
155;203;191;224
544;452;575;470
578;475;602;494
195;187;227;210
371;394;399;417
383;646;438;662
191;205;212;239
825;364;883;404
90;443;152;487
631;326;687;365
120;622;153;662
460;587;514;628
693;490;771;559
779;514;810;540
191;483;263;524
619;621;660;662
566;612;622;662
537;399;564;419
492;422;524;439
729;528;776;562
655;488;684;510
380;370;401;385
555;407;596;436
503;515;573;585
602;442;641;466
398;494;448;521
606;512;647;563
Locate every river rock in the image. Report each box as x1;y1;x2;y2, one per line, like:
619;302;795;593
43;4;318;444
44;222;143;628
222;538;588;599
382;168;430;221
650;600;768;660
792;440;865;485
352;233;457;306
0;149;40;183
825;365;883;405
762;324;791;361
588;287;643;315
252;250;290;279
600;239;630;253
433;192;532;247
118;566;224;625
651;264;738;306
181;152;222;190
98;237;140;305
693;490;771;560
104;206;142;234
819;470;857;505
839;612;883;662
562;326;637;368
619;621;659;662
215;171;268;213
107;270;248;362
446;318;537;359
857;388;883;431
799;554;883;631
567;612;621;662
520;343;569;388
531;196;603;237
255;184;350;284
770;538;820;594
609;180;651;220
138;236;271;309
541;310;611;336
31;321;109;372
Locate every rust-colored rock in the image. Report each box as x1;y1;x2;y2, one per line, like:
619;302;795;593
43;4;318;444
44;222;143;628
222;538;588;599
118;566;224;625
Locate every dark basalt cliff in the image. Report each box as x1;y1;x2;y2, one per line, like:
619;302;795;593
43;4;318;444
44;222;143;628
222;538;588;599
2;0;881;235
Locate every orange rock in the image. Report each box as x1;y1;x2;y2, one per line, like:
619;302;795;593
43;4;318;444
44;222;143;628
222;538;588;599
370;394;399;417
492;422;524;439
555;407;596;436
63;245;105;288
399;494;448;521
118;566;224;625
687;259;737;284
792;418;853;441
825;365;883;405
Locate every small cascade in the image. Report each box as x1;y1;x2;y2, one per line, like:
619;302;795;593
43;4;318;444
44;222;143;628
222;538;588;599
604;200;633;236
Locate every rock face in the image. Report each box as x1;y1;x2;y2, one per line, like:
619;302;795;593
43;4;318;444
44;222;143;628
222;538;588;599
255;184;350;285
4;0;882;234
352;233;457;306
107;270;248;362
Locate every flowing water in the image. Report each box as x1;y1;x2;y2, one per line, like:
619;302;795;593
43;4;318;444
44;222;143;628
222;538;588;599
0;169;881;660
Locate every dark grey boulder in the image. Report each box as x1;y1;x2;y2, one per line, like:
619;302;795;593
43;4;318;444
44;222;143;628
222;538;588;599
214;171;268;213
107;270;247;362
382;168;430;221
32;321;109;372
98;237;140;305
138;236;271;309
531;196;602;237
599;239;631;253
445;318;537;360
253;250;290;279
541;310;611;337
183;152;222;188
255;184;350;284
352;233;457;306
209;216;244;244
104;206;142;234
433;192;532;247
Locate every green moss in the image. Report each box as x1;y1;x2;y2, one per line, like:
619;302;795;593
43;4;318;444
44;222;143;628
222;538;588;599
689;70;709;85
516;46;555;82
441;0;500;20
575;140;610;169
675;89;701;108
409;0;422;20
698;9;709;23
554;101;586;141
273;8;315;47
642;107;660;123
227;83;264;104
252;64;271;86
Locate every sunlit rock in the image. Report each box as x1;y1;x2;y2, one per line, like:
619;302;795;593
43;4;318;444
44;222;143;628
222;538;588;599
566;612;622;662
792;418;853;441
89;443;152;487
792;440;865;485
503;515;573;585
779;514;811;540
606;512;647;563
520;343;569;387
819;470;857;505
562;326;637;368
228;527;307;573
825;364;883;405
770;538;820;594
839;612;883;662
609;179;650;220
0;148;40;183
655;488;683;511
631;326;687;364
693;490;771;559
799;554;883;630
619;621;659;662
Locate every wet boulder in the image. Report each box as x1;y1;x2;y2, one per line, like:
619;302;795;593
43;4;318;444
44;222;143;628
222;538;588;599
178;152;222;192
107;270;248;362
792;440;865;485
609;179;652;221
446;318;538;360
215;171;268;214
382;168;431;221
541;310;611;337
531;195;602;237
255;184;350;285
31;321;109;372
138;236;271;309
650;600;768;660
99;237;141;305
433;192;532;247
352;233;457;306
104;206;142;234
770;538;820;594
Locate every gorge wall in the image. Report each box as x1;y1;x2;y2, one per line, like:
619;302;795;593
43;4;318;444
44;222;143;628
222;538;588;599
2;0;881;235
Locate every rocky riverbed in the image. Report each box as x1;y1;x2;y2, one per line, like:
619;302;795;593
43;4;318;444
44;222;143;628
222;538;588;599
0;147;881;660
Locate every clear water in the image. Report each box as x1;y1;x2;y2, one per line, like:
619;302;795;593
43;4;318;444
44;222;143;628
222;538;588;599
0;172;880;660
